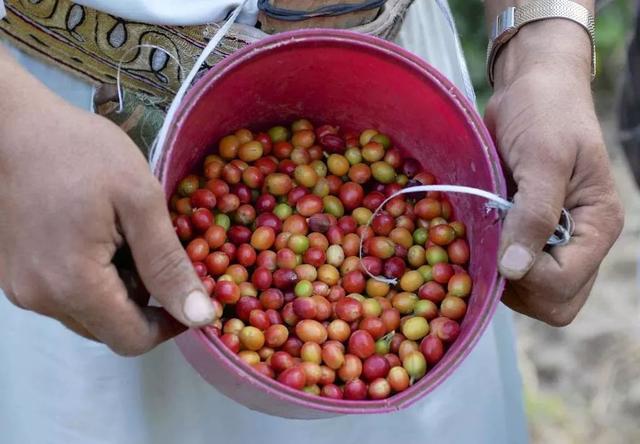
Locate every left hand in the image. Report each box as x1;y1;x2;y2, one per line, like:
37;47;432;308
484;20;624;326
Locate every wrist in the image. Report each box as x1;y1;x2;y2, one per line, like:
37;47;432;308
493;19;593;89
0;45;62;113
0;49;61;157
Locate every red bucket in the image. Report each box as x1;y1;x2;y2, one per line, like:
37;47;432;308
159;29;506;419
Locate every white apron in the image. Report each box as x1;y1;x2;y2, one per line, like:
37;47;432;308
0;1;528;443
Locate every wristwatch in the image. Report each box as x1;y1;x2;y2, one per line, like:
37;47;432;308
486;0;596;87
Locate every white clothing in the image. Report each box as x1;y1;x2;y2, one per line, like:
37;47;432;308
0;0;259;25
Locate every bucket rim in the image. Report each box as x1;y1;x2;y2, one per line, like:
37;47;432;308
162;28;507;415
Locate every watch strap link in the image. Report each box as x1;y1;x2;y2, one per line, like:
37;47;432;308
487;0;596;86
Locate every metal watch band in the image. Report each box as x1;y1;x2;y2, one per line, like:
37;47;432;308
486;0;596;87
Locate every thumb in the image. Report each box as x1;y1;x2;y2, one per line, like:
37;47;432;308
499;165;566;281
114;180;216;327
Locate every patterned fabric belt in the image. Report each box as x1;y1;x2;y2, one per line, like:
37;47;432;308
0;0;266;106
0;0;413;154
0;0;413;104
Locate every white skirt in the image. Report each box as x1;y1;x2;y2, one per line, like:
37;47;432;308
0;2;528;443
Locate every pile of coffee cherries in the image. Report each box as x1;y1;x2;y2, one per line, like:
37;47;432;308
170;119;472;400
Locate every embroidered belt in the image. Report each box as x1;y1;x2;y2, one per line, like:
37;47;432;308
0;0;413;153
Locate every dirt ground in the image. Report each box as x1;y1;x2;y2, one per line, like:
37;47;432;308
515;111;640;443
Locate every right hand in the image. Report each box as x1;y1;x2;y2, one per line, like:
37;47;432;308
0;50;216;356
484;21;624;326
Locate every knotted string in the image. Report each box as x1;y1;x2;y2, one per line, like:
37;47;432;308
113;1;248;173
359;184;575;285
149;0;249;173
115;44;186;114
111;0;249;175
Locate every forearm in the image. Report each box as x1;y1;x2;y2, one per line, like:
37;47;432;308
483;0;595;87
0;45;62;160
0;44;34;105
0;44;65;110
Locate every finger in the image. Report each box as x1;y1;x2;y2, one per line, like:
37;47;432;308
115;257;151;307
498;155;569;280
502;189;623;324
2;288;26;310
518;186;623;294
5;285;99;341
3;286;99;341
503;273;596;327
114;178;215;327
57;315;99;341
69;265;186;356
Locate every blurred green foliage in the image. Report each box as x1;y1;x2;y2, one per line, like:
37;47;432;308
448;0;635;111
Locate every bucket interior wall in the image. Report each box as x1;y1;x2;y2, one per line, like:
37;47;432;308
162;31;505;417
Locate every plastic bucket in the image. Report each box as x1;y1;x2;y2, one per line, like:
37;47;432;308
159;29;506;419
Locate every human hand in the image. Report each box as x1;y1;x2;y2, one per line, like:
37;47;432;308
0;51;216;355
484;20;624;326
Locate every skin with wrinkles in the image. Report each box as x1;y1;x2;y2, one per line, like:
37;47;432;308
486;20;624;326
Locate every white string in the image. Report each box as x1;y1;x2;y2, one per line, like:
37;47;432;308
115;44;186;114
148;0;249;174
358;184;575;285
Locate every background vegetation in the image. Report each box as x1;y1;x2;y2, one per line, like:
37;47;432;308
448;0;634;111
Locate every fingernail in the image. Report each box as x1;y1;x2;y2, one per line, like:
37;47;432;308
500;244;534;275
183;290;215;324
